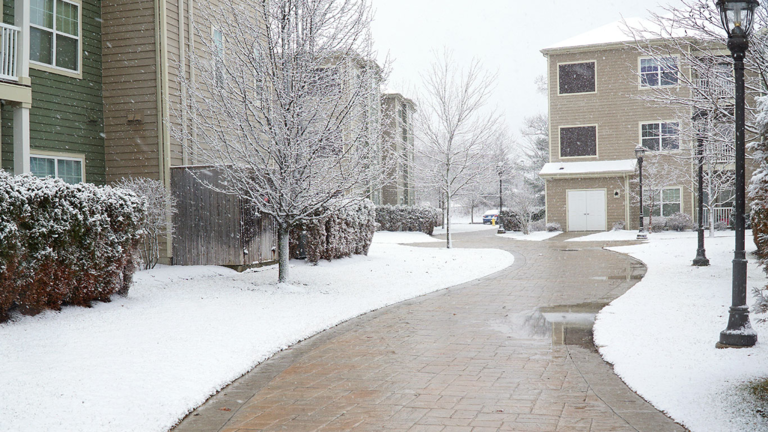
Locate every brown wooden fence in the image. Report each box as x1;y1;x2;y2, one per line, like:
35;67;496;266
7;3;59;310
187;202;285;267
171;166;278;267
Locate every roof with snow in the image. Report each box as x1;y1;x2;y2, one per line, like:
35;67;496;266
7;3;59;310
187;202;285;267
541;17;689;53
539;159;637;178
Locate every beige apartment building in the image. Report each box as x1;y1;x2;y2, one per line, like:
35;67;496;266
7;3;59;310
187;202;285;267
539;18;734;232
381;93;416;206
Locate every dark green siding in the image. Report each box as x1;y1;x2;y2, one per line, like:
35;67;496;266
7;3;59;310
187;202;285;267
2;0;105;184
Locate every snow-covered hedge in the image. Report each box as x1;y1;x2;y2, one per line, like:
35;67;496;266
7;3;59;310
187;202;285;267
290;199;376;263
666;212;694;231
0;173;145;320
375;205;442;235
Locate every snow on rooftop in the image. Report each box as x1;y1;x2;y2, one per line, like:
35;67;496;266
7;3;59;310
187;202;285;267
539;159;637;177
542;17;686;52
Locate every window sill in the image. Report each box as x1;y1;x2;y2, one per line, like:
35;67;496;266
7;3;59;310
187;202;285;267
31;62;82;80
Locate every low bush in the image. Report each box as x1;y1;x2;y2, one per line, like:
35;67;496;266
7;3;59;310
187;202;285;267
612;220;625;231
499;210;521;231
0;173;145;321
546;222;561;232
529;220;546;232
715;220;729;231
375;205;442;235
290;199;376;263
666;212;694;232
648;217;666;233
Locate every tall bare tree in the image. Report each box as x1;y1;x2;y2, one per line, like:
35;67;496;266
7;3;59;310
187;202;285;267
177;0;386;282
415;51;500;248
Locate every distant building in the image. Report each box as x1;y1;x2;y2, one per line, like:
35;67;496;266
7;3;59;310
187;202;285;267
539;18;742;232
381;93;416;206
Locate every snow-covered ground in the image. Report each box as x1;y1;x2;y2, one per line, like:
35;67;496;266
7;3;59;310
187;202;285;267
0;232;513;432
372;231;442;244
566;229;722;242
594;230;768;431
433;221;498;234
499;230;563;242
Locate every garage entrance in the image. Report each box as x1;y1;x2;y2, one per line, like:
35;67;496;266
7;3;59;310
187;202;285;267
567;189;606;231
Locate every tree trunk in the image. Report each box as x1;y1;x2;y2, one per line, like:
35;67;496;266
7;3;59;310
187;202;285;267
446;192;452;249
278;226;290;283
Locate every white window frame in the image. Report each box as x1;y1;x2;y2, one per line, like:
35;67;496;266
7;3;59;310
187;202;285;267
30;151;86;183
639;56;679;89
557;60;597;96
558;124;599;159
29;0;83;78
639;120;680;152
644;186;682;217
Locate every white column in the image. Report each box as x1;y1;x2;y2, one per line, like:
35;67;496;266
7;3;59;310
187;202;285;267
15;0;30;84
13;104;30;174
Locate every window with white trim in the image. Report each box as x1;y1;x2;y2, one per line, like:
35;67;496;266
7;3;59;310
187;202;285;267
30;154;83;184
641;121;679;151
30;0;80;72
558;62;596;94
640;57;678;87
644;187;681;217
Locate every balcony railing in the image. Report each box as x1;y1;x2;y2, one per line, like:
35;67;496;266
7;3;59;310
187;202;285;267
0;23;19;81
705;141;735;163
695;77;732;100
703;206;732;227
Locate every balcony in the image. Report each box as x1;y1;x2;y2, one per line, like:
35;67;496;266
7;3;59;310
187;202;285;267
0;23;20;81
703;206;732;227
695;77;732;100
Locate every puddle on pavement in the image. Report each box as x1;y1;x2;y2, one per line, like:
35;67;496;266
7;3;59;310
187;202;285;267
525;302;608;352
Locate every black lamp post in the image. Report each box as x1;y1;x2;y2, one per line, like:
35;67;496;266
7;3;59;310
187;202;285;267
635;145;647;240
693;111;710;266
497;162;506;234
715;0;758;348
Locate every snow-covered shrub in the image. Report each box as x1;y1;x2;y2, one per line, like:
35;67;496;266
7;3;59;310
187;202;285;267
499;210;521;232
666;212;693;232
0;173;145;320
115;177;177;270
715;220;729;231
375;205;441;235
612;220;625;231
529;220;546;232
290;199;375;263
546;222;561;232
648;217;666;233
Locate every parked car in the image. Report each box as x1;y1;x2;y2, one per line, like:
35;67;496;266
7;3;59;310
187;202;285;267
482;209;499;224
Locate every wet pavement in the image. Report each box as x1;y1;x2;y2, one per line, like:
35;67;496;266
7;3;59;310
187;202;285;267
174;230;685;432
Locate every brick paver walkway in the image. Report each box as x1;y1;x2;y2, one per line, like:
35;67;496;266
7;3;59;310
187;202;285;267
174;230;685;432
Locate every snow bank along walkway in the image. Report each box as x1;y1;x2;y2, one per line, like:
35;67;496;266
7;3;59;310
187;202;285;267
174;231;684;432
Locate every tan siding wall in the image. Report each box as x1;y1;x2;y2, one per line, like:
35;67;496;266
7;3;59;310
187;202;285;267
102;0;160;182
548;47;689;163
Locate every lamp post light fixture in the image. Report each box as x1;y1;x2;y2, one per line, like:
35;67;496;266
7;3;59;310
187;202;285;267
715;0;759;348
693;111;710;267
635;145;647;240
497;162;506;234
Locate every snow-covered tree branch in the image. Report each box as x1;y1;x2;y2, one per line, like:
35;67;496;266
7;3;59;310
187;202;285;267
415;51;501;248
175;0;388;282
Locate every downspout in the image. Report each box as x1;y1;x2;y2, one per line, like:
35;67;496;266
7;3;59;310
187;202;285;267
188;0;196;164
625;174;630;229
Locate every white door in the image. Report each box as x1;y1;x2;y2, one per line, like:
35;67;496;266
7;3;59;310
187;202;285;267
568;190;606;231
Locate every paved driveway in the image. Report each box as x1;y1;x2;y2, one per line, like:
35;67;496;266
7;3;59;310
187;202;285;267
174;230;685;432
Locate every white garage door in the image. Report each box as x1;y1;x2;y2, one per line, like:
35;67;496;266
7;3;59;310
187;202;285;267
567;190;606;231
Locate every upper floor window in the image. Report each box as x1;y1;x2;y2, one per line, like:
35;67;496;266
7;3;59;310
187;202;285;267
641;121;679;151
30;0;80;72
560;125;597;158
30;154;84;184
640;57;678;87
558;61;596;95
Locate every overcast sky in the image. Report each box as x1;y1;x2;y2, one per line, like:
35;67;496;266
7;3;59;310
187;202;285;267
370;0;686;147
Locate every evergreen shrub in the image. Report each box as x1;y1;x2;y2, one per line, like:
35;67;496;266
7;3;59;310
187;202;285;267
375;205;442;235
290;199;376;263
0;173;145;321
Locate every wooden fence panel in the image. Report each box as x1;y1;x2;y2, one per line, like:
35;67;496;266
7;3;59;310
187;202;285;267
171;167;278;267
